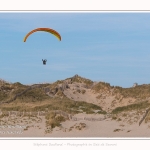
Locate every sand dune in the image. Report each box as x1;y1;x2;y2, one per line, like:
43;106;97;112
0;113;150;137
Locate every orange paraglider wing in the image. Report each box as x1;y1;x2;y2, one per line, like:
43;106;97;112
23;28;61;42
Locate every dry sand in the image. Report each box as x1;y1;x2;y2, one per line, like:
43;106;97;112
63;86;138;113
0;113;150;138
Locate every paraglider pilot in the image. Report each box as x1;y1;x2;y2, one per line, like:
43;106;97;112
42;59;47;65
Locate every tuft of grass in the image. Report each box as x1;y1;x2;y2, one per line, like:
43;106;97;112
76;89;81;93
117;118;122;121
111;101;150;114
92;82;111;92
113;129;122;132
45;112;66;129
81;90;86;94
145;111;150;123
112;84;150;99
67;75;93;88
112;116;117;120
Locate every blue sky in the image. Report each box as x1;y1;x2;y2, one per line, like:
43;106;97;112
0;12;150;87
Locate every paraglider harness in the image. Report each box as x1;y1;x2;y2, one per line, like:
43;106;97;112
42;59;47;65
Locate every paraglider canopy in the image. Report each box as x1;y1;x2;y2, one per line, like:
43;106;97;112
42;59;47;65
23;27;61;65
23;27;61;42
